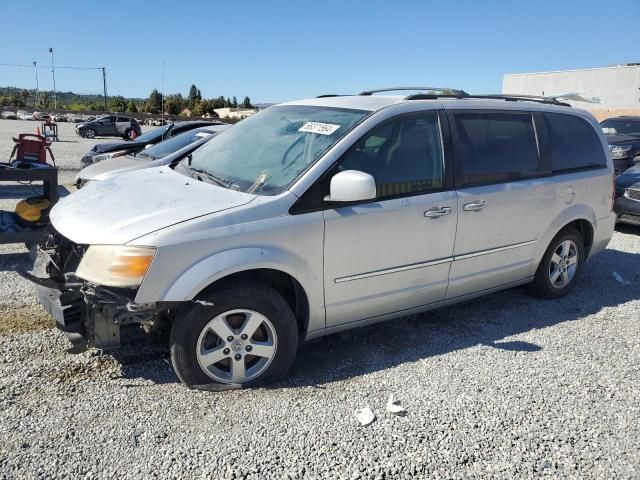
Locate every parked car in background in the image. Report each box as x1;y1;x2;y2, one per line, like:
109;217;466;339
1;110;17;120
601;116;640;173
53;113;67;122
25;89;615;387
76;115;142;140
614;163;640;226
79;120;225;167
75;124;230;187
17;110;32;120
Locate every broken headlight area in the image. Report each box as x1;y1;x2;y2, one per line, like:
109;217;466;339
19;231;182;353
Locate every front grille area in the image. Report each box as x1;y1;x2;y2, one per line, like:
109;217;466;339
39;230;87;281
625;188;640;202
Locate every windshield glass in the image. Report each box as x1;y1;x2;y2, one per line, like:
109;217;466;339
135;125;171;143
138;129;212;160
184;105;368;195
601;119;640;137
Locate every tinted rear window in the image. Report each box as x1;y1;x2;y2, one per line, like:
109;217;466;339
452;112;541;186
545;113;606;171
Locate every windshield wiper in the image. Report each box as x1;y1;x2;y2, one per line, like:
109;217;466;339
188;166;234;188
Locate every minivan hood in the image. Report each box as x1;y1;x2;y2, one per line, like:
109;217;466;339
51;167;256;245
77;155;146;181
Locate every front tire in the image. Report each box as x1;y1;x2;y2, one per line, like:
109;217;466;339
82;128;96;139
170;281;299;387
529;228;584;299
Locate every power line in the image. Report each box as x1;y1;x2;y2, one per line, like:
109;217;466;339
0;63;103;71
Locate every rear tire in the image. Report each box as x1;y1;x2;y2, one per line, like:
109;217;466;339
124;129;137;140
170;281;299;387
529;228;584;299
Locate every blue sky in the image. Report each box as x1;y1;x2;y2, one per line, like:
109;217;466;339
1;0;638;103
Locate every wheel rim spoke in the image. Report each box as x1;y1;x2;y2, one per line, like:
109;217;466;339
199;346;227;367
551;252;562;266
230;358;246;382
249;342;275;358
240;312;265;338
550;269;562;284
207;316;235;340
567;254;578;266
561;270;570;287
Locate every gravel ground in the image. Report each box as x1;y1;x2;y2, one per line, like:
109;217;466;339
0;223;638;479
0;119;153;186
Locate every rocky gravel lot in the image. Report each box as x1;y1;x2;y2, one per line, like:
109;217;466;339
0;227;638;479
0;117;639;478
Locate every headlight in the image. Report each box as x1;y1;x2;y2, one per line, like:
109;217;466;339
609;145;632;159
76;245;156;287
91;150;128;164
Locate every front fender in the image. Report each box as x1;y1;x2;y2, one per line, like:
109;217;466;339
149;246;317;303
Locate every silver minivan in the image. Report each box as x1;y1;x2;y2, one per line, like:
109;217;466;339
24;88;616;387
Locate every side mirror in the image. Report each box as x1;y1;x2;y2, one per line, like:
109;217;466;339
325;170;376;203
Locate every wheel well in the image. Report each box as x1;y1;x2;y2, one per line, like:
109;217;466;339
198;269;310;340
562;219;594;257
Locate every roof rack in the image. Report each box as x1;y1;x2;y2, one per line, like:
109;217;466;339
460;94;571;107
403;91;571;107
359;87;468;97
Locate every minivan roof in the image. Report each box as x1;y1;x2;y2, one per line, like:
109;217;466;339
283;92;576;113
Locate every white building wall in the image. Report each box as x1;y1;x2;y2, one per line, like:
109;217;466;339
502;65;640;110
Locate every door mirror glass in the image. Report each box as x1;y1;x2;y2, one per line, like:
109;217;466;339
326;170;376;203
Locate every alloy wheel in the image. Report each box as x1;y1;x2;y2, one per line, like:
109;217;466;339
549;239;579;289
196;309;278;384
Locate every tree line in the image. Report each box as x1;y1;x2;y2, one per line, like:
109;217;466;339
142;85;252;116
0;84;252;116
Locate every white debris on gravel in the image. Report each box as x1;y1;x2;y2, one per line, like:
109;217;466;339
386;394;407;416
354;407;376;426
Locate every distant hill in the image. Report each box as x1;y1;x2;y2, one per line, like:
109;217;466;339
0;86;143;109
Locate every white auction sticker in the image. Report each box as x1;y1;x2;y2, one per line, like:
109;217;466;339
298;122;341;135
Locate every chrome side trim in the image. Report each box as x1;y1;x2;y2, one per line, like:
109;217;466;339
334;239;538;283
335;257;453;283
454;240;537;261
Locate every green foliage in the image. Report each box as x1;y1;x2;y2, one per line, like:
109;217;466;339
108;95;127;112
242;96;252;108
145;89;163;114
126;99;138;113
232;96;238;108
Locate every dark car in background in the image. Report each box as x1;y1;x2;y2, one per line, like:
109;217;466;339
76;115;142;140
600;116;640;173
79;120;226;167
614;163;640;226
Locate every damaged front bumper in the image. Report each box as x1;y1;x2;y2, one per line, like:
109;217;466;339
19;232;181;353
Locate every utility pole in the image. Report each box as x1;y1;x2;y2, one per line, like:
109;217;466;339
49;48;57;109
33;61;39;107
102;67;108;111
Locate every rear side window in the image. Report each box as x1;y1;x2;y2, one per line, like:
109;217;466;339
544;113;606;172
452;112;541;186
117;116;130;123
